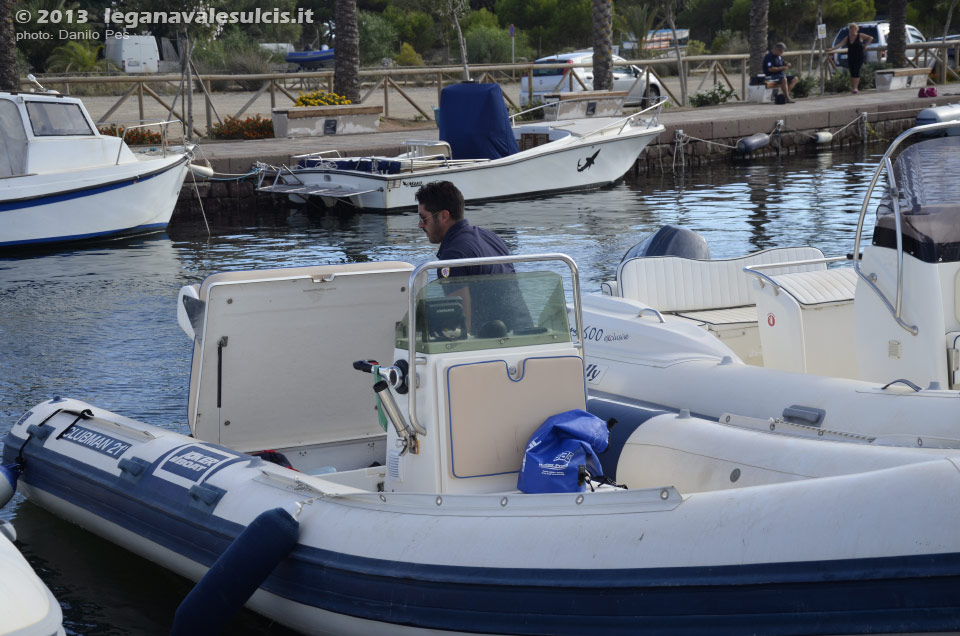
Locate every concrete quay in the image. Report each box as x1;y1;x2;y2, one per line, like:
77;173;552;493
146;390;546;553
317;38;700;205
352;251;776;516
181;87;959;213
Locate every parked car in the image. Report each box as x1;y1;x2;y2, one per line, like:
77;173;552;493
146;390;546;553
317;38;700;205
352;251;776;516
929;34;960;69
831;22;935;69
519;50;663;108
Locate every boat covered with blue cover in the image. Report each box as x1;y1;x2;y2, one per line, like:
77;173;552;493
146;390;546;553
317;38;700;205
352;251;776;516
257;83;666;210
7;254;960;634
438;83;520;160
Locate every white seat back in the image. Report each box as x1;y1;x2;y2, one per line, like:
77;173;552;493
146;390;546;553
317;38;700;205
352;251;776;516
617;247;826;311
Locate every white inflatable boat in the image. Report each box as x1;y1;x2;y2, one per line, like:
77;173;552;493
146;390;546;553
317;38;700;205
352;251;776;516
583;121;960;441
6;253;960;634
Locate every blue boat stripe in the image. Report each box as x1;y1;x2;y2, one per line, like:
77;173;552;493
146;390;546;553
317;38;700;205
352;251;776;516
6;431;960;635
0;156;186;212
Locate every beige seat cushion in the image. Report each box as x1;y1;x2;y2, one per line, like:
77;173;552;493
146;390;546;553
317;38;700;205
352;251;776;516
446;356;586;479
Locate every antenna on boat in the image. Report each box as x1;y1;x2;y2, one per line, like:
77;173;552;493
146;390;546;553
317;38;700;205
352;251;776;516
26;74;58;95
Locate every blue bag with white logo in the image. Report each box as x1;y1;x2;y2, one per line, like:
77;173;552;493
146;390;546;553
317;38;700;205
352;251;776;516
517;409;610;494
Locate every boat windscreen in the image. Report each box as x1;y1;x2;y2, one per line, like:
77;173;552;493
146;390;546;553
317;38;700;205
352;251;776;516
25;101;94;136
873;136;960;263
397;270;571;354
0;100;27;176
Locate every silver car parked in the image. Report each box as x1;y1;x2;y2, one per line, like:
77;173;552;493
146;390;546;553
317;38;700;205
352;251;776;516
519;50;663;107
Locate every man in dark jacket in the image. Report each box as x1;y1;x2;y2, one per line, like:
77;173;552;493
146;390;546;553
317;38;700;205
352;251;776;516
762;42;797;103
416;181;531;334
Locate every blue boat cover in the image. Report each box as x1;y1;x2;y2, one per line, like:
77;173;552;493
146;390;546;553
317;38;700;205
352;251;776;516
517;409;609;494
298;158;405;174
439;83;520;160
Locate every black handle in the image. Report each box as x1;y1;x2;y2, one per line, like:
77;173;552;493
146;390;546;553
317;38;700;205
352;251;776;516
353;359;379;373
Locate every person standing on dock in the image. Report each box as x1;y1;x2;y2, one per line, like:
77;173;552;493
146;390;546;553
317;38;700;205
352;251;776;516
829;24;873;94
416;181;530;335
763;43;798;103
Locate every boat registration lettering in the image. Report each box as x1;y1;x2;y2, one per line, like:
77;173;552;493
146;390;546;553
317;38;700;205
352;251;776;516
61;425;132;458
162;445;232;481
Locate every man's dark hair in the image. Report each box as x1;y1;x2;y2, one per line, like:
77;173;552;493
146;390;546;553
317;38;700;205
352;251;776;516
415;181;465;221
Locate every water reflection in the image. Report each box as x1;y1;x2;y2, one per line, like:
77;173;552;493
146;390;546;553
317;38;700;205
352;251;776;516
0;142;888;634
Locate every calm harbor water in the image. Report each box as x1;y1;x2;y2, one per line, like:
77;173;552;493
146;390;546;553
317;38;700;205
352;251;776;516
1;143;884;634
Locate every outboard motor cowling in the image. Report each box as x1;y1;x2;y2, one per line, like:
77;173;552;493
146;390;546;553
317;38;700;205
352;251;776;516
621;225;710;261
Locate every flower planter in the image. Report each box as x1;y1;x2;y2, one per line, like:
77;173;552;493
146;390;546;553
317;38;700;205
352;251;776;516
271;105;383;138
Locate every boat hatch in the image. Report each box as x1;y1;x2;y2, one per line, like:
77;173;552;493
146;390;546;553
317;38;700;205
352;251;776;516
187;262;413;452
0;100;27;176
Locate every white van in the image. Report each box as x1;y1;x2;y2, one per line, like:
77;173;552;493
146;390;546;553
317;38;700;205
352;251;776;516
105;35;160;74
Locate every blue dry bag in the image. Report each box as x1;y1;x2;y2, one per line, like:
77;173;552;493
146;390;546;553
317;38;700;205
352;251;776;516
518;409;609;494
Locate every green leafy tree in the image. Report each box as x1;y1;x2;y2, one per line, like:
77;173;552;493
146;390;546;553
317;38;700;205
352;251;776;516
0;0;16;90
45;41;108;72
495;0;557;55
384;7;436;56
465;24;531;62
461;7;501;31
357;10;399;65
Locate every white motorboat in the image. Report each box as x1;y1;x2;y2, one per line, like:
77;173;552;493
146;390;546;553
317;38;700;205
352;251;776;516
1;466;65;636
256;83;664;210
6;252;960;634
582;121;960;440
0;78;194;249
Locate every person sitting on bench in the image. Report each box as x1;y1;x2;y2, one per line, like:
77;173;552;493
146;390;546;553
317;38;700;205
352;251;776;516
763;42;797;103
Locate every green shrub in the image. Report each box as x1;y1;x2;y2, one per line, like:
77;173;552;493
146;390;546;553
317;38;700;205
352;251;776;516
685;40;709;56
384;7;436;55
465;25;532;64
395;42;425;67
208;115;274;140
99;124;163;145
825;70;852;93
689;83;736;106
792;74;817;98
359;11;400;66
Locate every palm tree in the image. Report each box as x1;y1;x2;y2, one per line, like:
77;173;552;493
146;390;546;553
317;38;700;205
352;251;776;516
334;0;360;103
45;41;104;73
887;0;907;67
748;0;769;75
0;0;17;91
592;0;613;91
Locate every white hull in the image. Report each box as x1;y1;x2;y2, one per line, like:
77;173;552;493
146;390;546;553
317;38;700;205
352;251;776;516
7;397;960;635
264;115;663;210
0;155;189;247
11;255;960;634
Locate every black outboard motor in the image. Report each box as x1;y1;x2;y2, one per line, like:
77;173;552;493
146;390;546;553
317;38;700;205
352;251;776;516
621;225;710;262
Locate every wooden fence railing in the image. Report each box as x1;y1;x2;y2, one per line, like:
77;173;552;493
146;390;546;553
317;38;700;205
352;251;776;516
21;41;957;137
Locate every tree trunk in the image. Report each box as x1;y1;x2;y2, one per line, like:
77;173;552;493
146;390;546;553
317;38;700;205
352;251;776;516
943;0;958;44
448;0;470;81
748;0;769;76
887;0;907;67
592;0;613;91
334;0;360;102
667;14;686;106
0;0;18;91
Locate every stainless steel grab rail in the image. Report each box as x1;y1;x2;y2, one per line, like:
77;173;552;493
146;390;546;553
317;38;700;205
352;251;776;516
406;254;583;440
850;120;960;336
743;256;850;293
